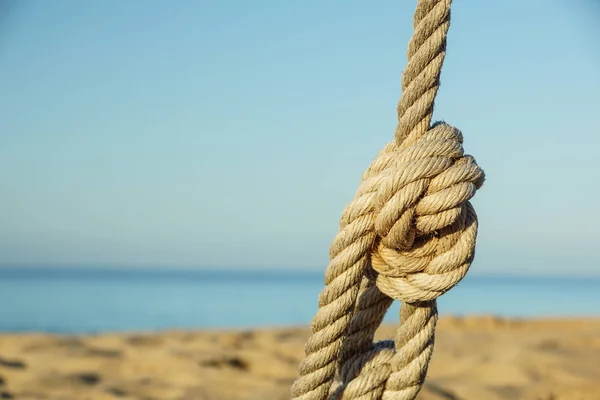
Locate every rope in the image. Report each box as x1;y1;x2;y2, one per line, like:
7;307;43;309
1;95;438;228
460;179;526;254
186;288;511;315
291;1;485;399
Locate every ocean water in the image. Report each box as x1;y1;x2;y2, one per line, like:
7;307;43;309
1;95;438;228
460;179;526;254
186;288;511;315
0;267;598;334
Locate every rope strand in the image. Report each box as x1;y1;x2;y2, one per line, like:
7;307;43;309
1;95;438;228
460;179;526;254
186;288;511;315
396;0;450;147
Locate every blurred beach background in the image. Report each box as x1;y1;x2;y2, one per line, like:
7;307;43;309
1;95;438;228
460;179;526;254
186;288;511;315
0;267;599;333
1;0;600;399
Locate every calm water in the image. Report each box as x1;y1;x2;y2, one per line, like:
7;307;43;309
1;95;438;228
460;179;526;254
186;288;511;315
0;268;598;333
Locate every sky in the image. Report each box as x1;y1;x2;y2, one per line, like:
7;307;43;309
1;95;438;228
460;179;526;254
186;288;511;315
1;0;599;275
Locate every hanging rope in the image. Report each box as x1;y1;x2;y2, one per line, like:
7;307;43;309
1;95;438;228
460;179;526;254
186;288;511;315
291;1;485;399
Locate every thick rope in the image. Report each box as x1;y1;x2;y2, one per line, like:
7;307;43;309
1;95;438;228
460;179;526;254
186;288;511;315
291;1;485;400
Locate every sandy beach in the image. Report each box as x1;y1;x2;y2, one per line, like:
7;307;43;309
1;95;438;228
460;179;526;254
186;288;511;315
0;316;599;400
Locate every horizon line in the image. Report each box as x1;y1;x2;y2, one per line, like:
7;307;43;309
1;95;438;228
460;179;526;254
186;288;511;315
0;264;598;280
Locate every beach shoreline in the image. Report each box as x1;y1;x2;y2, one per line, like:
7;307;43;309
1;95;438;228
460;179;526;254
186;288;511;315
0;316;599;400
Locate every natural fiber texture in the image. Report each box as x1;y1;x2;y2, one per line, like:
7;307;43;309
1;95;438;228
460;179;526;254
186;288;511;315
291;1;485;400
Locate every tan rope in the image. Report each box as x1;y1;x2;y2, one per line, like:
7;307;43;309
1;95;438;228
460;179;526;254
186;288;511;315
291;1;485;400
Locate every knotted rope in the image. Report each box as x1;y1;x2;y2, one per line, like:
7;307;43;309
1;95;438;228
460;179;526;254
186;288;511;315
291;1;485;400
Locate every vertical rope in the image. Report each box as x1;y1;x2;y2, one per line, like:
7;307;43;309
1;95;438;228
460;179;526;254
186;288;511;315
395;0;450;148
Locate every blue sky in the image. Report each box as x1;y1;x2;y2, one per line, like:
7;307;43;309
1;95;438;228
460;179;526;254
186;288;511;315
1;0;599;275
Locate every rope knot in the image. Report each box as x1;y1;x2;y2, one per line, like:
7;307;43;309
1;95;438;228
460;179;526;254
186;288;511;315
292;3;487;399
370;122;484;303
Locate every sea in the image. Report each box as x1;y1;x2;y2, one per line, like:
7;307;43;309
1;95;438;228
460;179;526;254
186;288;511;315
0;267;598;334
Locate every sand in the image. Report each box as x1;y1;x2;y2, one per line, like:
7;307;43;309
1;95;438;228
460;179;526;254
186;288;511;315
0;316;599;400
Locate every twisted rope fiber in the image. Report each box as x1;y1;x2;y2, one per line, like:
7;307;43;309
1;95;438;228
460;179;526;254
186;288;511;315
291;1;484;400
